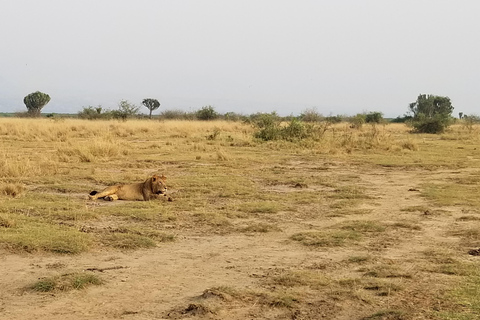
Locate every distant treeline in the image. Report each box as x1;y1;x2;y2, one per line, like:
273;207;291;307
0;107;402;123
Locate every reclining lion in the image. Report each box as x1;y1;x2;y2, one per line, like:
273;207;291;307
89;174;172;201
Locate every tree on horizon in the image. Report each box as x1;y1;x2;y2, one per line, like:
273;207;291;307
23;91;51;117
142;98;161;119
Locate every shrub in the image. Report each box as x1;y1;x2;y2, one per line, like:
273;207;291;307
300;108;323;122
250;112;282;141
365;112;383;124
391;115;413;123
78;106;109;120
250;114;328;142
160;109;191;120
325;115;343;124
350;114;366;129
462;114;480;133
411;113;452;134
110;100;140;120
223;112;244;122
196;106;218;120
281;119;309;141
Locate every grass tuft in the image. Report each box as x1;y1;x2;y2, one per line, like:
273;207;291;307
291;230;361;247
29;272;103;292
0;183;25;197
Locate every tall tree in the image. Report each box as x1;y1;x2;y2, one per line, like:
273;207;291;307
23;91;51;117
408;94;454;133
142;98;160;119
409;94;453;118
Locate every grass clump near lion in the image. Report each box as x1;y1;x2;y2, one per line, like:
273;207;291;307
89;174;173;202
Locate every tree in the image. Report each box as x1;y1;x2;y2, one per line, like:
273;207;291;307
142;98;160;119
408;94;454;133
196;105;218;120
23;91;51;116
112;100;140;120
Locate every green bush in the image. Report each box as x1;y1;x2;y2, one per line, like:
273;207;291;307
325;115;343;124
281;119;309;141
391;115;413;123
250;113;282;141
251;114;327;142
196;105;218;120
112;100;140;120
411;113;452;134
159;109;195;120
78;106;109;120
223;112;244;122
365;112;383;124
408;94;454;134
350;114;366;129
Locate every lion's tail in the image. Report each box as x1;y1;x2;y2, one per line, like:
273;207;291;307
89;191;98;196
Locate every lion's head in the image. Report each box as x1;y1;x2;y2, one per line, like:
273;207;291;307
150;174;167;195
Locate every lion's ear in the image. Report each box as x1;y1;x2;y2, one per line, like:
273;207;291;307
161;175;167;180
152;175;158;182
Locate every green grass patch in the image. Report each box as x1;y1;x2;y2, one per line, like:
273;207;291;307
29;272;103;292
291;230;361;247
438;265;480;319
99;232;157;249
0;220;91;254
238;201;283;214
335;220;386;233
421;183;480;207
448;226;480;246
400;205;430;213
390;221;422;230
360;265;413;279
457;215;480;222
347;255;371;264
269;270;330;289
329;199;362;210
0;193;97;221
239;222;281;233
361;310;407;320
328;185;371;200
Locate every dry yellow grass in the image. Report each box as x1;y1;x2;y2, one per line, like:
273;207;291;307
1;117;480;319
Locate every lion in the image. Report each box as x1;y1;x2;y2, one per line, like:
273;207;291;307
89;174;172;202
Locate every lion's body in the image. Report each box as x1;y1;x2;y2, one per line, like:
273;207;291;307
89;175;170;201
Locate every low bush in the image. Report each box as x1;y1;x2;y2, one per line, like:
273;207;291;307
411;114;453;134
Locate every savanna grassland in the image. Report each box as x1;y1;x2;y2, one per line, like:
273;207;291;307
1;118;480;320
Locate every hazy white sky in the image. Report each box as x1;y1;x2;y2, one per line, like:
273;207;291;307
1;0;479;117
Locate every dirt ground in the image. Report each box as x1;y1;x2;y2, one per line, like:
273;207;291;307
0;162;478;320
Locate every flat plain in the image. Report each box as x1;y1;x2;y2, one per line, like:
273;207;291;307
1;118;480;320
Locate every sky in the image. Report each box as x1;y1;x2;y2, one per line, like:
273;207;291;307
1;0;479;118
